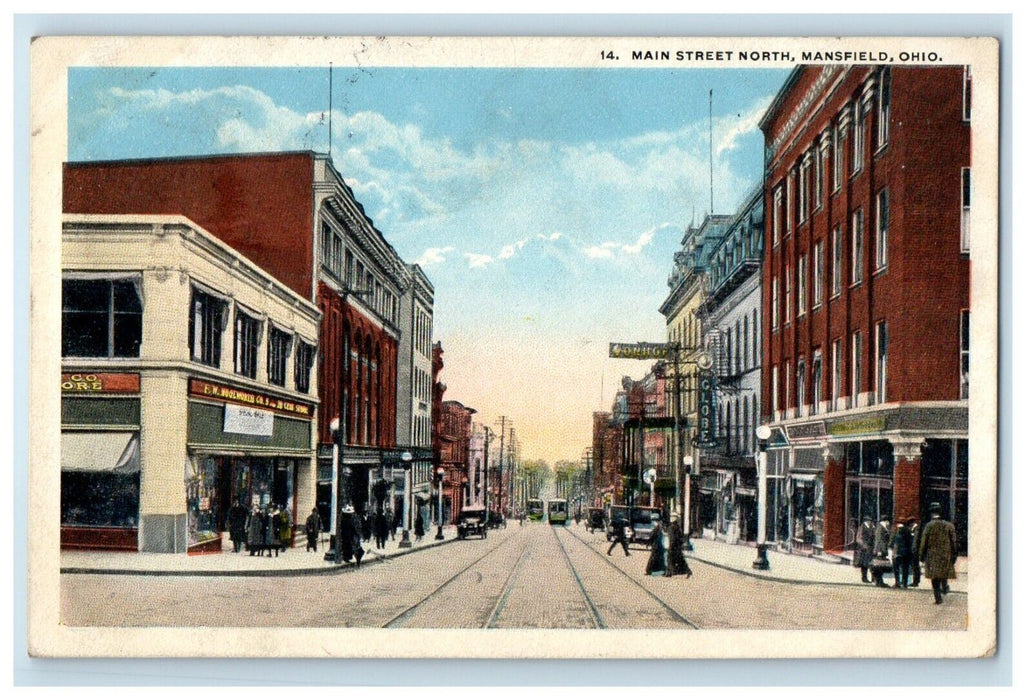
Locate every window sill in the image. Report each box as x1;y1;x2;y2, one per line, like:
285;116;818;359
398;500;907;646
872;265;888;278
849;280;863;289
829;292;842;302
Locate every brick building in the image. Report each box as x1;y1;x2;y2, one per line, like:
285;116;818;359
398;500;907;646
63;152;420;525
758;66;971;556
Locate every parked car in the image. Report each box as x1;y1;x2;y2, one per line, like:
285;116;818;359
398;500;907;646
457;507;487;539
630;507;662;544
586;508;606;533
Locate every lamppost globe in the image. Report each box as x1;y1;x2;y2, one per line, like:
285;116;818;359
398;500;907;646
755;425;772;441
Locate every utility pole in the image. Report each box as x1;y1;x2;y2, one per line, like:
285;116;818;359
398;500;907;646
496;416;508;519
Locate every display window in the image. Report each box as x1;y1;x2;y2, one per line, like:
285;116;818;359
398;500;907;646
61;431;140;528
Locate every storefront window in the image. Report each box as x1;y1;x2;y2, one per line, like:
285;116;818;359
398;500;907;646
921;439;968;555
62;472;139;527
186;456;220;546
846;440;894;548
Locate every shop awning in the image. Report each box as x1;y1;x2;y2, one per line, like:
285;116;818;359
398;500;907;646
61;432;139;474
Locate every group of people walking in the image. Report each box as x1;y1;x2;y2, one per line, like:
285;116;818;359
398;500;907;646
854;502;959;604
226;501;294;557
606;510;692;579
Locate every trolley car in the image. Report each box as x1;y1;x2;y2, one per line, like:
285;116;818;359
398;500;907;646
527;499;544;522
548;498;569;525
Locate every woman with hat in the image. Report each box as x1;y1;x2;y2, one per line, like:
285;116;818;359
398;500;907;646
665;511;692;578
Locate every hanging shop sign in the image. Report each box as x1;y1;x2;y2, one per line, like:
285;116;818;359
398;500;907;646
188;377;313;419
61;372;140;394
608;342;676;360
695;370;717;447
223;403;275;437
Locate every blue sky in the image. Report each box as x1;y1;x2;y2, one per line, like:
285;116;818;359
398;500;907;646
68;66;790;462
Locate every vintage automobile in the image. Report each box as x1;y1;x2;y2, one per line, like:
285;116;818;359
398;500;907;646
457;507;487;539
586;507;606;533
630;507;663;544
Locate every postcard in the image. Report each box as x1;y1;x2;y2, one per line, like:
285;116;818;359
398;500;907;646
28;34;998;659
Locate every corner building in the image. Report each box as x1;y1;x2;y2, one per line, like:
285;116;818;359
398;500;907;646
64;152;422;527
60;215;321;553
759;66;971;557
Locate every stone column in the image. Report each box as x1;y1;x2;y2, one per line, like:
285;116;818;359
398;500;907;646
891;437;924;524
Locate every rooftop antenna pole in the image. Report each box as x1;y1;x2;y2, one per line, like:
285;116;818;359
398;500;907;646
709;88;714;216
328;62;333;156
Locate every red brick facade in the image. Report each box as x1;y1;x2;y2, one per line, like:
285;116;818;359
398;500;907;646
759;66;970;556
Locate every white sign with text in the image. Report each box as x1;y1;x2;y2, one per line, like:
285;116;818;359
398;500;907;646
223;403;274;436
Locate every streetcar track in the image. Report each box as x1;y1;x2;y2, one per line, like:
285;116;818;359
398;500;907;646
550;525;606;629
380;528;524;628
483;541;534;628
556;525;701;629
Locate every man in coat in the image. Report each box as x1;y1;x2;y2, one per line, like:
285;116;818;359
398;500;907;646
607;511;631;557
892;520;914;588
855;515;876;583
246;505;265;556
665;513;692;578
645;520;666;576
919;503;958;605
227;500;248;553
305;507;322;552
374;510;389;549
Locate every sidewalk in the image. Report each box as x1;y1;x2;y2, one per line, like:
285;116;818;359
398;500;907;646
685;537;968;593
60;526;460;576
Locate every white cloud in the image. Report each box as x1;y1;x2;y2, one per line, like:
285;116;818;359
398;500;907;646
621;228;657;255
583;242;619;259
416;246;454;267
464;253;494;268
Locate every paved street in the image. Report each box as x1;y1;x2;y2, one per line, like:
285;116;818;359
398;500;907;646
61;522;966;630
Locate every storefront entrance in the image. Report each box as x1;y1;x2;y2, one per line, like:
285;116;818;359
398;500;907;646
187;454;299;551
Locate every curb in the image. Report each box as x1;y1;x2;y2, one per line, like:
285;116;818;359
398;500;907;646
685;553;969;594
60;532;460;578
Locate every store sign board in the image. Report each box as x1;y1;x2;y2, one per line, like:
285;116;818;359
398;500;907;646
61;372;140;394
189;377;313;419
695;370;717;447
608;342;675;360
828;416;887;437
786;421;826;440
223;403;275;437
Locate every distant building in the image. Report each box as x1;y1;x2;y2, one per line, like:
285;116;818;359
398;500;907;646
759;66;971;556
60;215;321;553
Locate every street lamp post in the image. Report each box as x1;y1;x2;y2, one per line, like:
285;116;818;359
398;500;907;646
753;425;772;570
398;451;413;549
435;466;446;540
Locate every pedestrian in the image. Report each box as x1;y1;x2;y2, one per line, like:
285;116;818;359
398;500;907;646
264;505;279;557
908;518;923;587
278;506;293;552
227;500;248;553
361;511;372;542
374;509;389;549
414;511;425;541
339;505;364;566
892;520;914;588
645;520;667;576
665;513;692;578
388;509;397;541
519;511;526;527
305;507;322;552
919;502;958;605
854;515;875;583
607;512;631;557
871;515;893;587
246;505;264;556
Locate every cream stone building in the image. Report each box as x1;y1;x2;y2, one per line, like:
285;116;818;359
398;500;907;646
61;214;321;554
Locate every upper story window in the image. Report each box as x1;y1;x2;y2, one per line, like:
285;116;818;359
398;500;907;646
851;209;865;285
833;121;845;192
812;350;823;410
815;144;825;209
267;325;292;387
832;339;842;407
784;264;792;325
961;167;972;253
851;330;863;407
190;286;227;368
960;310;970;399
796;357;806;415
234;309;262;379
876;68;891;149
62;276;143;358
295;339;316;394
797;254;808;316
773;187;783;244
963;66;972;122
345;250;355;287
851;101;865;174
832;225;843;296
321;222;343;277
799;159;811;223
772;277;780;330
876;189;889;270
787;169;795;232
874;321;888;404
813;240;824;307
